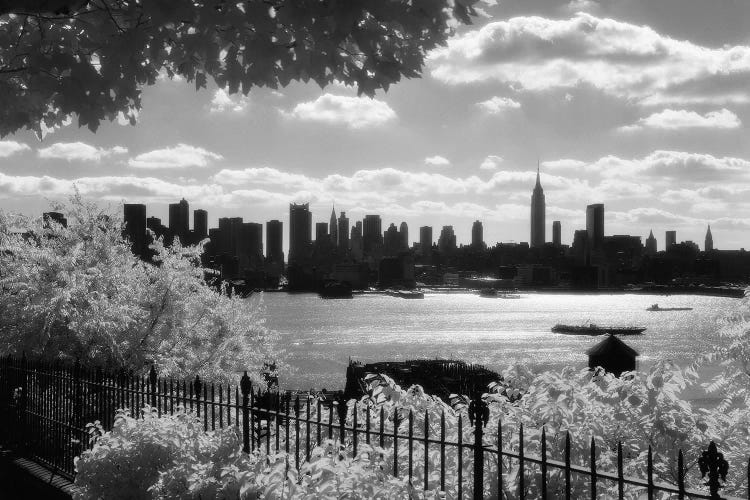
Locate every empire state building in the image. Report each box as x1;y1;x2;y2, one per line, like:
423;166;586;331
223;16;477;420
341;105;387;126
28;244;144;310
530;165;545;248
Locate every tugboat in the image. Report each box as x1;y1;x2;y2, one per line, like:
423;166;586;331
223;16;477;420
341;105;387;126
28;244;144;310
551;323;646;335
646;303;693;312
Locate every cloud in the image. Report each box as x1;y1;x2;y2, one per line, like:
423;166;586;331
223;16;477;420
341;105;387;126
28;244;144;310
619;108;741;131
0;141;31;157
285;94;396;128
476;96;521;114
542;159;587;170
428;13;750;106
209;89;250;113
128;144;223;169
38;142;128;162
424;155;451;167
480;155;504;170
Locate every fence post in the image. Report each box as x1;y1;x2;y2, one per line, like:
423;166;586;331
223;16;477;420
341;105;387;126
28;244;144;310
698;441;728;499
240;371;252;454
19;353;28;451
149;365;157;409
469;394;489;500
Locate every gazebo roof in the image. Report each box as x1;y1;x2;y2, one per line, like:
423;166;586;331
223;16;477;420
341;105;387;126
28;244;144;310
586;334;639;358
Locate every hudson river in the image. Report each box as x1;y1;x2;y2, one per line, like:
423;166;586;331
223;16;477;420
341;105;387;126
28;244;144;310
261;292;741;392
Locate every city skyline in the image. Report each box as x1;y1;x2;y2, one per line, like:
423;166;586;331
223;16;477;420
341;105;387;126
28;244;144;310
1;0;749;249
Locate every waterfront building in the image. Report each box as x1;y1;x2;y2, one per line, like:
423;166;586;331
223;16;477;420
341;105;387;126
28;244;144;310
384;223;400;256
329;206;338;246
362;215;383;255
586;203;604;251
123;204;147;258
419;226;433;256
289;203;312;264
193;209;208;242
645;230;657;255
438;225;457;253
218;217;242;257
266;220;284;265
530;165;545;248
572;229;588;265
338;212;350;251
471;220;484;249
399;222;408;251
350;224;363;261
552;221;561;247
168;198;190;245
315;222;328;242
237;222;263;271
666;230;676;249
147;216;167;239
705;225;713;251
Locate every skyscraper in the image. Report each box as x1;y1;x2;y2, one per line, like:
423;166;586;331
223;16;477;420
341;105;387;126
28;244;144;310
315;222;328;242
266;220;283;264
471;220;484;248
645;230;657;255
705;225;713;251
240;222;263;269
362;215;383;254
666;230;676;249
438;225;456;253
530;165;545;248
193;209;208;242
289;203;312;264
123;204;146;257
338;212;349;251
384;223;400;255
399;222;408;250
419;226;433;255
586;203;604;251
329;206;338;246
552;220;561;247
168;198;189;244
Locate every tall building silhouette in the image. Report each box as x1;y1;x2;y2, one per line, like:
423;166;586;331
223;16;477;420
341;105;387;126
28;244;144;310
193;209;208;241
384;223;400;255
419;226;432;256
362;215;383;254
289;203;312;264
266;220;283;264
471;220;484;248
168;198;189;244
705;225;713;251
645;230;657;255
315;222;328;242
399;222;409;250
240;222;263;269
586;204;604;251
123;204;146;257
665;230;676;249
552;220;561;247
329;206;338;246
438;225;456;253
530;165;545;248
338;212;349;251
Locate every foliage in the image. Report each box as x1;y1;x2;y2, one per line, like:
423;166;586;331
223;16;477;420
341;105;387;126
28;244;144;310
0;193;276;382
0;0;478;137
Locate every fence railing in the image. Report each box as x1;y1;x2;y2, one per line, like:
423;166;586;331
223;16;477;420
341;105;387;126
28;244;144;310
0;355;747;499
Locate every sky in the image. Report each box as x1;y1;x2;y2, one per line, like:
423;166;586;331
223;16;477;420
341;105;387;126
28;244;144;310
1;0;749;252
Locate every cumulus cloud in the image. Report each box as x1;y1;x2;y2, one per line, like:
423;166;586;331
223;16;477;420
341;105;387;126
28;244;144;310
38;142;128;162
128;144;223;169
542;159;587;170
209;89;250;113
425;155;451;167
476;96;521;114
619;108;741;131
428;13;750;106
480;155;504;170
0;141;31;157
285;94;396;128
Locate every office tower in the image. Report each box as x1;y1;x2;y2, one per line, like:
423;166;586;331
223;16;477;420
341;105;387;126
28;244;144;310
419;226;433;255
43;211;68;228
572;229;588;264
168;198;189;244
586;203;604;251
362;215;383;254
266;220;283;264
552;220;561;247
289;203;312;263
645;230;657;255
350;224;363;261
471;220;483;248
193;209;208;241
438;225;457;253
315;222;328;242
338;212;350;251
239;222;263;269
399;222;408;250
329;207;338;246
123;204;147;257
147;216;167;239
384;223;400;255
665;230;676;249
219;217;243;257
207;227;221;257
705;225;713;251
530;165;545;248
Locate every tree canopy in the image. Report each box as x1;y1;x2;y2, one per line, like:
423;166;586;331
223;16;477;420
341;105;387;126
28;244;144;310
0;0;477;137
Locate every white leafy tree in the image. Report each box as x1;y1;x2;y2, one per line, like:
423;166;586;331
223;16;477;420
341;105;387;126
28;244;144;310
0;193;276;383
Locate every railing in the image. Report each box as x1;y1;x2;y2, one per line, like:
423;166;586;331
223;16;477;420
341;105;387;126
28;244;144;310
0;354;747;499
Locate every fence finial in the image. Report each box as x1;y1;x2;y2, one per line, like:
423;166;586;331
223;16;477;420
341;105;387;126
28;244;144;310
699;441;728;498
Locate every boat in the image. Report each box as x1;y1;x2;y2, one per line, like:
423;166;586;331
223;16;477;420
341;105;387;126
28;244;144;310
319;281;353;299
551;323;646;335
498;293;521;299
396;290;424;299
479;289;497;297
646;304;693;312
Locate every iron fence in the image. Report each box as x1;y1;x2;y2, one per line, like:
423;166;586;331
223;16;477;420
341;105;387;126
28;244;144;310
0;355;747;499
